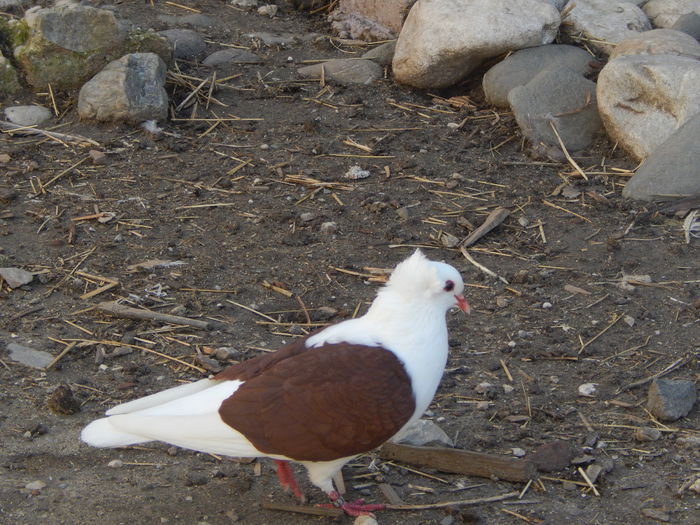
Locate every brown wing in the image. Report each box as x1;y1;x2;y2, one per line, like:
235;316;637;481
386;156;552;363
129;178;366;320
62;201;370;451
217;343;416;461
213;336;310;381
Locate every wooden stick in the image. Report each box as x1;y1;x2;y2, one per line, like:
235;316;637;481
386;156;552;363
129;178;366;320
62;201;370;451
461;206;510;247
379;443;537;483
460;246;509;285
260;501;343;517
46;342;77;370
386;491;520;510
96;301;230;331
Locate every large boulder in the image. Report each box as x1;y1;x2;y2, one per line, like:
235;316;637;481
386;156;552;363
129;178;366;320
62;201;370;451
483;44;596;108
78;53;168;123
596;54;700;161
622;115;700;201
643;0;700;29
610;28;700;60
393;0;560;89
560;0;651;56
508;68;601;156
13;4;171;91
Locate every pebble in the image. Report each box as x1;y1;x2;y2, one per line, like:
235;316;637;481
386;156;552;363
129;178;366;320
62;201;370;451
89;149;107;164
257;4;278;17
7;343;54;369
641;508;670;522
512;447;526;457
527;440;574;472
578;383;597;397
345;165;371;179
299;212;316;222
108;459;124;468
634;426;662;441
585;463;603;484
4;105;53;126
541;301;553;309
0;267;34;288
214;347;238;360
320;221;338;234
647;378;697;422
25;480;47;491
353;516;379;525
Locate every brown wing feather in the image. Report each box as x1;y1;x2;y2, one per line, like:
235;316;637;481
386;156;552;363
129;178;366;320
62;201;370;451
217;343;416;461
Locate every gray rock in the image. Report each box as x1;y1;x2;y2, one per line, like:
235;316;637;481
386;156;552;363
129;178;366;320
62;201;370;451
644;0;700;29
610;29;700;60
4;105;52;126
483;44;597;108
231;0;258;7
561;0;651;56
362;40;396;66
297;58;383;85
394;418;454;447
14;4;128;90
508;67;601;156
647;378;697;421
623;115;700;201
8;343;53;369
634;426;662;441
158;28;206;60
0;55;21;95
0;0;28;15
78;53;168;123
0;267;34;288
597;54;700;161
203;48;261;67
671;11;700;39
528;440;575;472
245;32;296;47
393;0;560;89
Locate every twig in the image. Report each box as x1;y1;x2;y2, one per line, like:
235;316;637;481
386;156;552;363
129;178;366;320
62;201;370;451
46;342;77;370
578;312;624;354
386;491;520;510
461;206;510;247
260;501;343;517
577;467;600;496
96;301;230;331
460;246;509;284
0;120;100;146
617;357;686;394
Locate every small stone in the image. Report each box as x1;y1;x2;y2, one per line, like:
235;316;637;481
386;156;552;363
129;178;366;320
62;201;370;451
108;459;124;468
440;232;460;248
518;216;530;227
0;267;34;288
647;378;697;422
395;207;412;220
571;454;595;465
167;446;178;456
25;480;47;491
89;150;107;164
542;301;553;309
353;516;379;525
503;384;515;394
475;381;495;394
438;517;454;525
476;401;491;410
344;165;371;179
641;508;670;522
395;418;454;447
196;355;222;373
299;212;316;222
528;441;575;472
512;447;526;457
634;426;662;442
214;347;238;361
4;105;53;127
185;472;209;486
7;343;53;369
257;4;278;17
585;464;603;484
320;221;338;234
578;383;597;397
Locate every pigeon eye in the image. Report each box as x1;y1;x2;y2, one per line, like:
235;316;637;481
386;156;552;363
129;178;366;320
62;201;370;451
444;280;455;292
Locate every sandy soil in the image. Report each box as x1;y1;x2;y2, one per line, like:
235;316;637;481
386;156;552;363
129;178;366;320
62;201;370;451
1;2;699;524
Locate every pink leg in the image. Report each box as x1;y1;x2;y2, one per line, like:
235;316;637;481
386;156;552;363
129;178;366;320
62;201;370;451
273;460;306;502
319;490;386;517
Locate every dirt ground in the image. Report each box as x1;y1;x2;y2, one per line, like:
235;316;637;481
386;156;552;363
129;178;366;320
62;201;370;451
1;2;699;524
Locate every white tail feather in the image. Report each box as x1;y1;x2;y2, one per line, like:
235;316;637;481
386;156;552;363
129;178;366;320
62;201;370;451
81;379;264;457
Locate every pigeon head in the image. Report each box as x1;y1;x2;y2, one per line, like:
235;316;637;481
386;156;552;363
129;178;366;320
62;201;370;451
382;250;469;313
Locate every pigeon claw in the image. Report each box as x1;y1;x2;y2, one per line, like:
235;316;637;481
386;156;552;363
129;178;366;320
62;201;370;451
273;460;307;503
320;491;386;517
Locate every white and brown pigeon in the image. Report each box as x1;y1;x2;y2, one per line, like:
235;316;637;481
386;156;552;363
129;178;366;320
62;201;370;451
81;249;469;516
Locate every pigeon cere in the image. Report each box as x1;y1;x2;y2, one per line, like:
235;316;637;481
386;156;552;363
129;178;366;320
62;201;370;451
1;1;698;524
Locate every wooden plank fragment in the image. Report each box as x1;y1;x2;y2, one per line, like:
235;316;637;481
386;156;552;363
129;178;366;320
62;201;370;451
379;443;537;483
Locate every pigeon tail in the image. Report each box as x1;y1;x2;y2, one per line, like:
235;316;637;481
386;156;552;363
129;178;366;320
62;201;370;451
81;417;151;448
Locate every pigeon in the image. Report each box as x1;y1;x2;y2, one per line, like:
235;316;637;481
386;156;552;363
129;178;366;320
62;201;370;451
81;249;469;516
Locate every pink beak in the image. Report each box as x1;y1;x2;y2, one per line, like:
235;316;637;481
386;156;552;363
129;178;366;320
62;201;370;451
455;294;470;314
